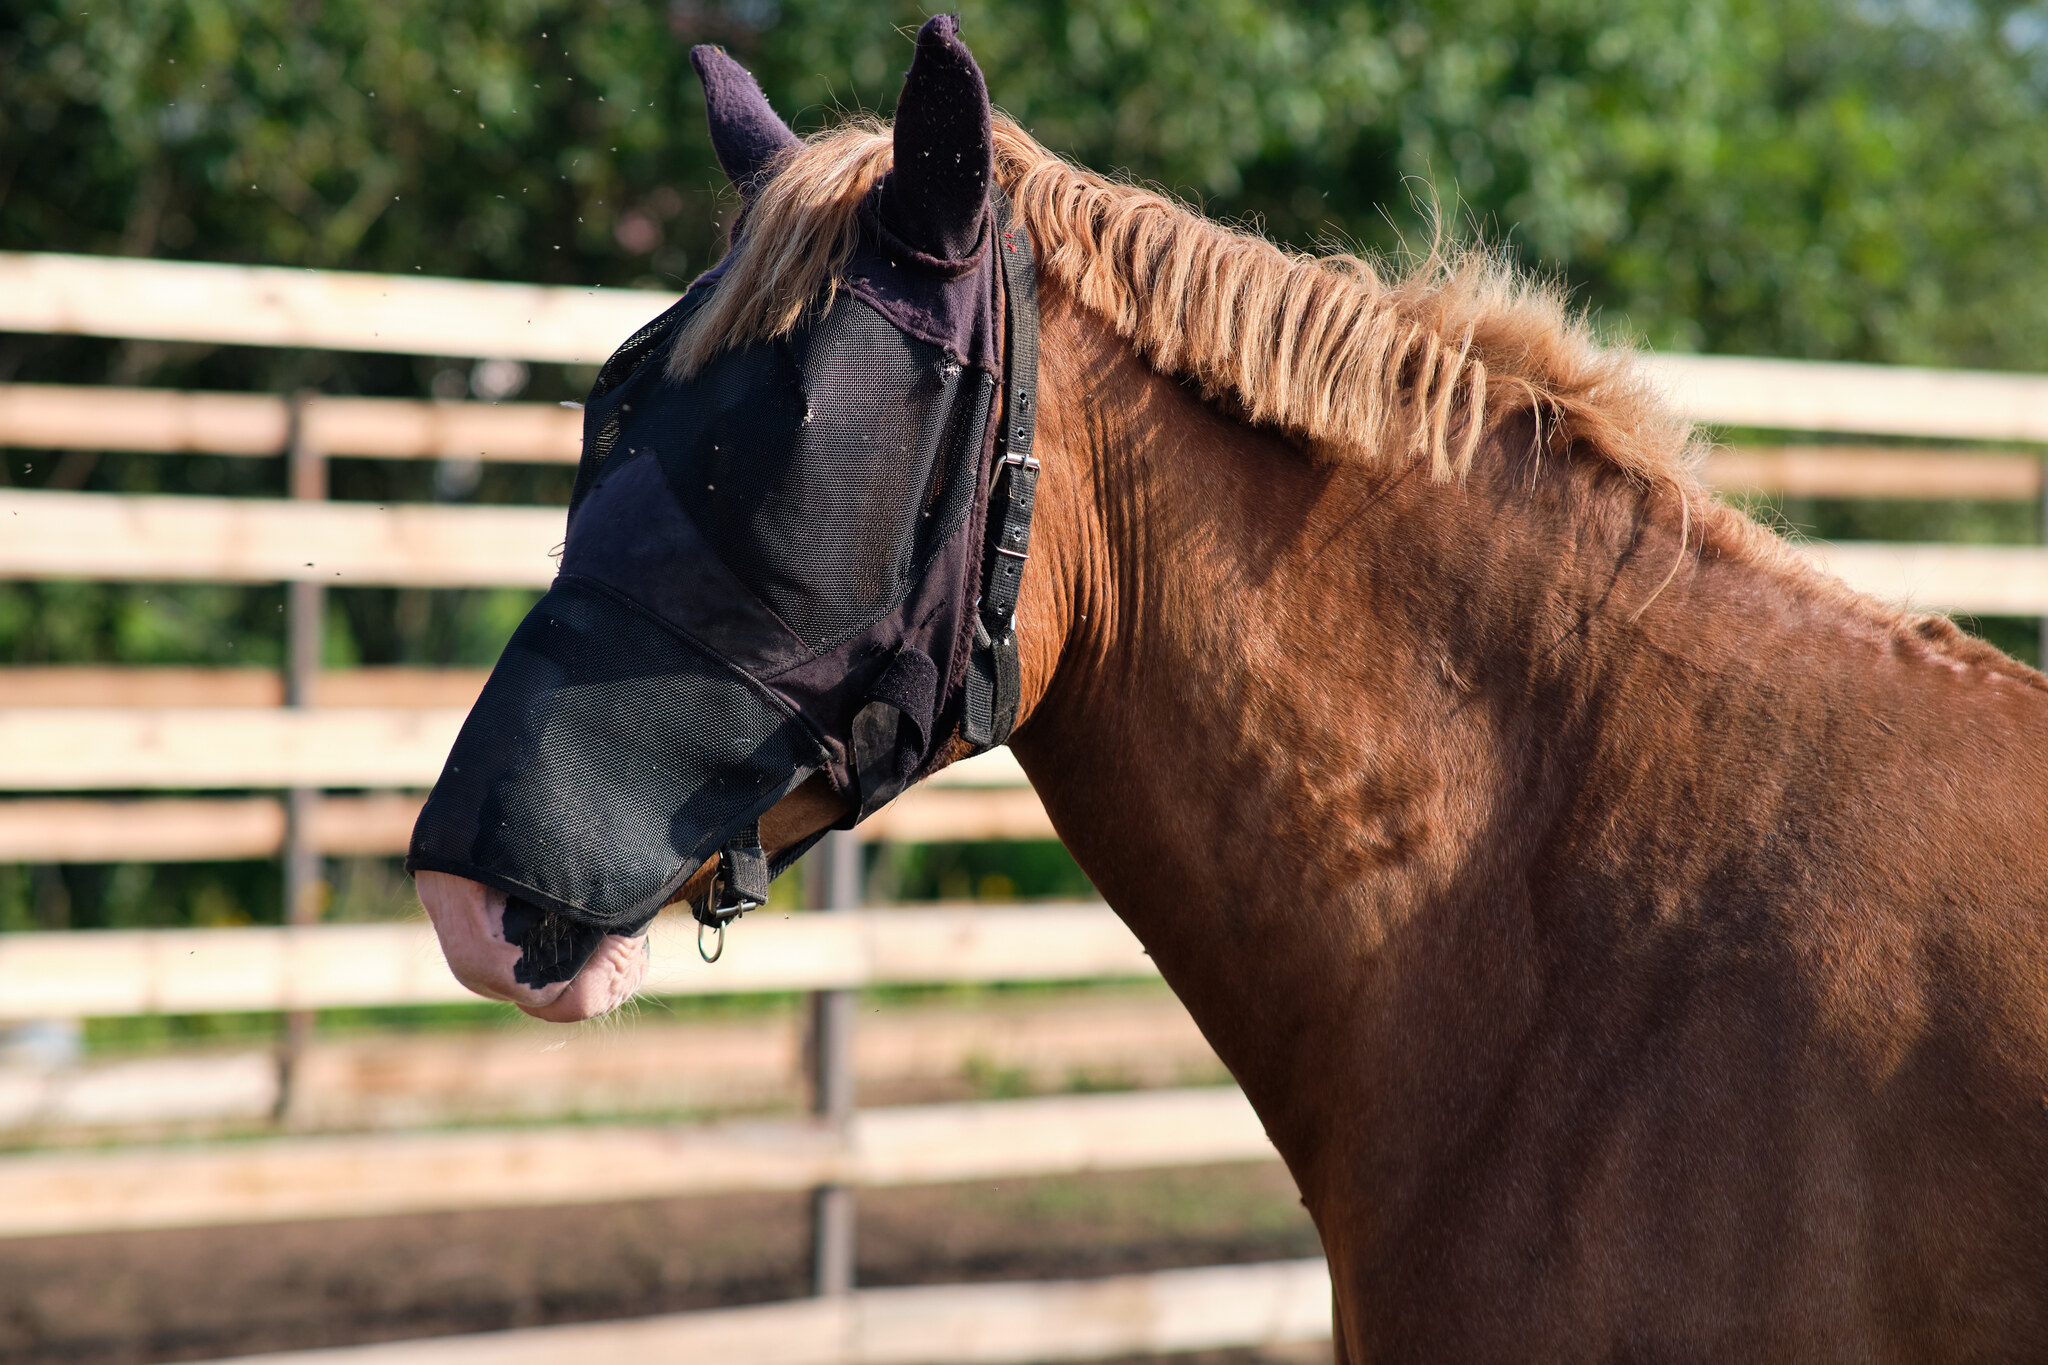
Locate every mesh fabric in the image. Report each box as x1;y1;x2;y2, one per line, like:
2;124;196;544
409;575;823;929
571;290;708;517
657;294;987;653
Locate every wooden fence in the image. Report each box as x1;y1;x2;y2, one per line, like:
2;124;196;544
0;905;1148;1020
178;1259;1336;1365
3;250;2046;1364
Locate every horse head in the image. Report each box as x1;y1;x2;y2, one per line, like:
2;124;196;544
410;18;1039;1020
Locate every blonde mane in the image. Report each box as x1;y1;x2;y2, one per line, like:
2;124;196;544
667;115;2033;677
671;118;1698;491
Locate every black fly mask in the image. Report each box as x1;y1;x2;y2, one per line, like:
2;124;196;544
407;18;1039;980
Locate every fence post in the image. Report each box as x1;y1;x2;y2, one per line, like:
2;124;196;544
275;392;327;1122
807;830;860;1296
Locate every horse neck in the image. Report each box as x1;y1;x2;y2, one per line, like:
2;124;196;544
1009;289;1858;1207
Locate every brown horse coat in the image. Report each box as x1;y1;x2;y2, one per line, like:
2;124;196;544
1006;274;2048;1359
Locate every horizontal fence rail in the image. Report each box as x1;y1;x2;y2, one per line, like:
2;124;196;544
0;252;673;365
1800;543;2048;617
0;666;489;709
1699;447;2044;501
7;493;2046;633
1639;352;2048;443
6;251;2046;441
0;1085;1263;1237
0;794;423;862
100;489;2048;628
176;1260;1334;1365
0;991;1214;1134
0;899;1141;1020
0;713;1028;791
0;489;560;587
13;487;2048;612
0;384;583;463
0;784;1054;863
0;707;469;789
7;381;2043;500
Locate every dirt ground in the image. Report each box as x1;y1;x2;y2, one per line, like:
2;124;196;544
0;1161;1328;1365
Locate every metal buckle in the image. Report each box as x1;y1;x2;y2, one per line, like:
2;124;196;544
693;847;766;962
698;918;727;963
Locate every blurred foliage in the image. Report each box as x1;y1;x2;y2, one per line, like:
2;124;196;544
870;839;1096;903
4;0;2046;368
1;0;2045;927
0;857;280;930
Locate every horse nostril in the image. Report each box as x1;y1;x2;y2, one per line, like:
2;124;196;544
501;897;611;988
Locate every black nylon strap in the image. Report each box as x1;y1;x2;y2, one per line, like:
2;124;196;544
694;818;770;929
963;192;1040;751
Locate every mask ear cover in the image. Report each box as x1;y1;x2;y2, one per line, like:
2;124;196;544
852;646;939;820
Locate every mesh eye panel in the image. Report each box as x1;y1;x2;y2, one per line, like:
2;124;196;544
410;575;823;927
659;294;983;653
572;289;708;517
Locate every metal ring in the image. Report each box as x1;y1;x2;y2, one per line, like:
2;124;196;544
698;918;725;964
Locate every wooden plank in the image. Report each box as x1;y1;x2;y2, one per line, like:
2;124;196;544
0;1050;280;1131
0;707;469;790
174;1260;1332;1365
0;384;287;454
0;384;583;464
0;922;468;1020
851;1086;1264;1187
0;667;487;708
0;1086;1265;1237
0;709;1025;793
0;667;284;708
859;784;1056;842
0;252;673;366
13;489;2048;617
640;905;1153;998
0;785;1045;863
849;1259;1330;1364
8;249;2044;438
3;250;2041;439
0;990;1215;1134
306;395;581;462
0;489;559;587
851;906;1150;988
197;1294;849;1365
0;794;423;862
0;905;1151;1021
11;490;2047;628
1801;542;2048;616
18;379;2048;493
0;1113;839;1235
1644;353;2048;443
923;746;1027;787
0;797;287;863
1706;446;2042;501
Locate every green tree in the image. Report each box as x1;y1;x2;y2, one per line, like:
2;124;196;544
6;0;2046;371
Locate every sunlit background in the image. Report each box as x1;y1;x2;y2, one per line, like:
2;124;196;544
2;1;2046;1360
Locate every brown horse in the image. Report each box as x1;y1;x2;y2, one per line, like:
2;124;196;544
422;36;2048;1362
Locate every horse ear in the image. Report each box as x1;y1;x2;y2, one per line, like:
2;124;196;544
881;15;993;262
690;45;800;199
